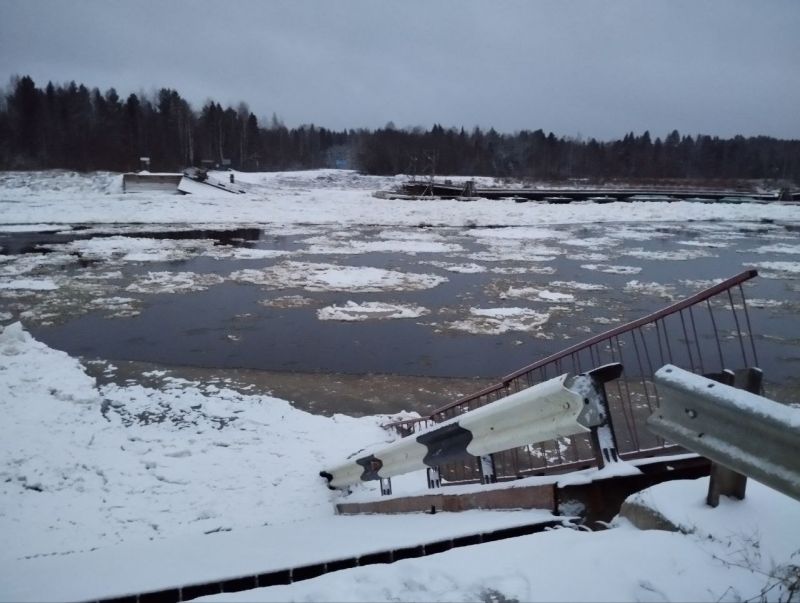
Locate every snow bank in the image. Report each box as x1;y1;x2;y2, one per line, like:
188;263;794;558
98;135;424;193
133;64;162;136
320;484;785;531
0;322;399;562
196;478;800;603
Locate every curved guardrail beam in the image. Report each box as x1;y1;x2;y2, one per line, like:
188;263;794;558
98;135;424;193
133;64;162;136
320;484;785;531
321;364;623;490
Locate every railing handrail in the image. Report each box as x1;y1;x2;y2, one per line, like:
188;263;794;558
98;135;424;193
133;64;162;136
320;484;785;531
501;269;757;385
387;269;758;426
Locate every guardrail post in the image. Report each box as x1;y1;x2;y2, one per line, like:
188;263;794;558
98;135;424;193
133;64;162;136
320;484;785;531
580;364;623;469
427;466;442;489
479;454;497;484
706;367;761;507
380;477;392;496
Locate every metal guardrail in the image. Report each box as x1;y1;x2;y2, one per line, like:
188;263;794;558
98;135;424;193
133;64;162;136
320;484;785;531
387;270;761;484
648;365;800;503
322;365;623;491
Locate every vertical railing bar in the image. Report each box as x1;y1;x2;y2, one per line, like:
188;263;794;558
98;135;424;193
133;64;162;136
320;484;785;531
738;284;760;368
727;288;749;366
538;441;549;468
706;298;726;372
553;437;565;465
661;317;675;364
637;325;661;407
630;329;654;412
605;333;637;448
678;310;697;373
653;318;667;367
688;305;705;375
613;334;641;451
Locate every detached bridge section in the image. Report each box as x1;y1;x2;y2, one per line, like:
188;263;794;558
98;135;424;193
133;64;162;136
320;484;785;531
400;181;798;202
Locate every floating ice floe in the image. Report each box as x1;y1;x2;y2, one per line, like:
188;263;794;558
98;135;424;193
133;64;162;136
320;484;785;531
679;278;725;289
464;226;566;242
229;261;447;293
87;297;141;318
468;251;556;263
205;247;291;260
377;229;449;242
549;280;608;291
677;240;730;248
317;301;430;322
445;307;551;335
744;261;800;277
0;252;79;277
566;252;610;262
492;265;557;275
0;278;59;291
422;261;488;274
502;286;576;303
561;236;618;249
746;243;800;255
303;239;462;255
0;223;74;233
581;264;642;275
624;280;676;300
605;226;662;241
622;247;715;261
125;272;225;294
258;295;315;308
44;236;216;263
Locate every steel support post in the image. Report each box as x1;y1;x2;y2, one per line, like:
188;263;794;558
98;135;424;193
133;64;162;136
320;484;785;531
706;367;761;507
580;364;623;469
427;466;442;489
479;454;497;484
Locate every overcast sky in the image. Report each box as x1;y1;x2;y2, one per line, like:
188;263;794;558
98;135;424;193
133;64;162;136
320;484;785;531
1;0;798;140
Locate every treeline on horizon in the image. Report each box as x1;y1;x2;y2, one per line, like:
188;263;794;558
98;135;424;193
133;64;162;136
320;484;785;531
1;75;799;183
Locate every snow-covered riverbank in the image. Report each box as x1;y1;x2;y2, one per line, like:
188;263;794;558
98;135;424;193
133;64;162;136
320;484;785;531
1;169;798;228
1;322;799;602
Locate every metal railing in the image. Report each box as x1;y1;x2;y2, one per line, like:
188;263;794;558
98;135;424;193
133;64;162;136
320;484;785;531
387;269;761;484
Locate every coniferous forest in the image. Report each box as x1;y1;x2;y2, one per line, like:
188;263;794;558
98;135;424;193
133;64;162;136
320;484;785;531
1;75;799;183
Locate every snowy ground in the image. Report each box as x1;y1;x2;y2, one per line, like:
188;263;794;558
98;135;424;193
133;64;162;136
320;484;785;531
1;170;799;601
1;323;798;602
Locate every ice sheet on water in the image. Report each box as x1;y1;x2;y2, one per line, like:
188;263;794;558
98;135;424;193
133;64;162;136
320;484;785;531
502;286;576;303
125;272;225;294
623;247;716;261
442;307;551;335
229;261;447;293
581;263;642;275
317;301;430;322
421;260;488;274
623;280;677;300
